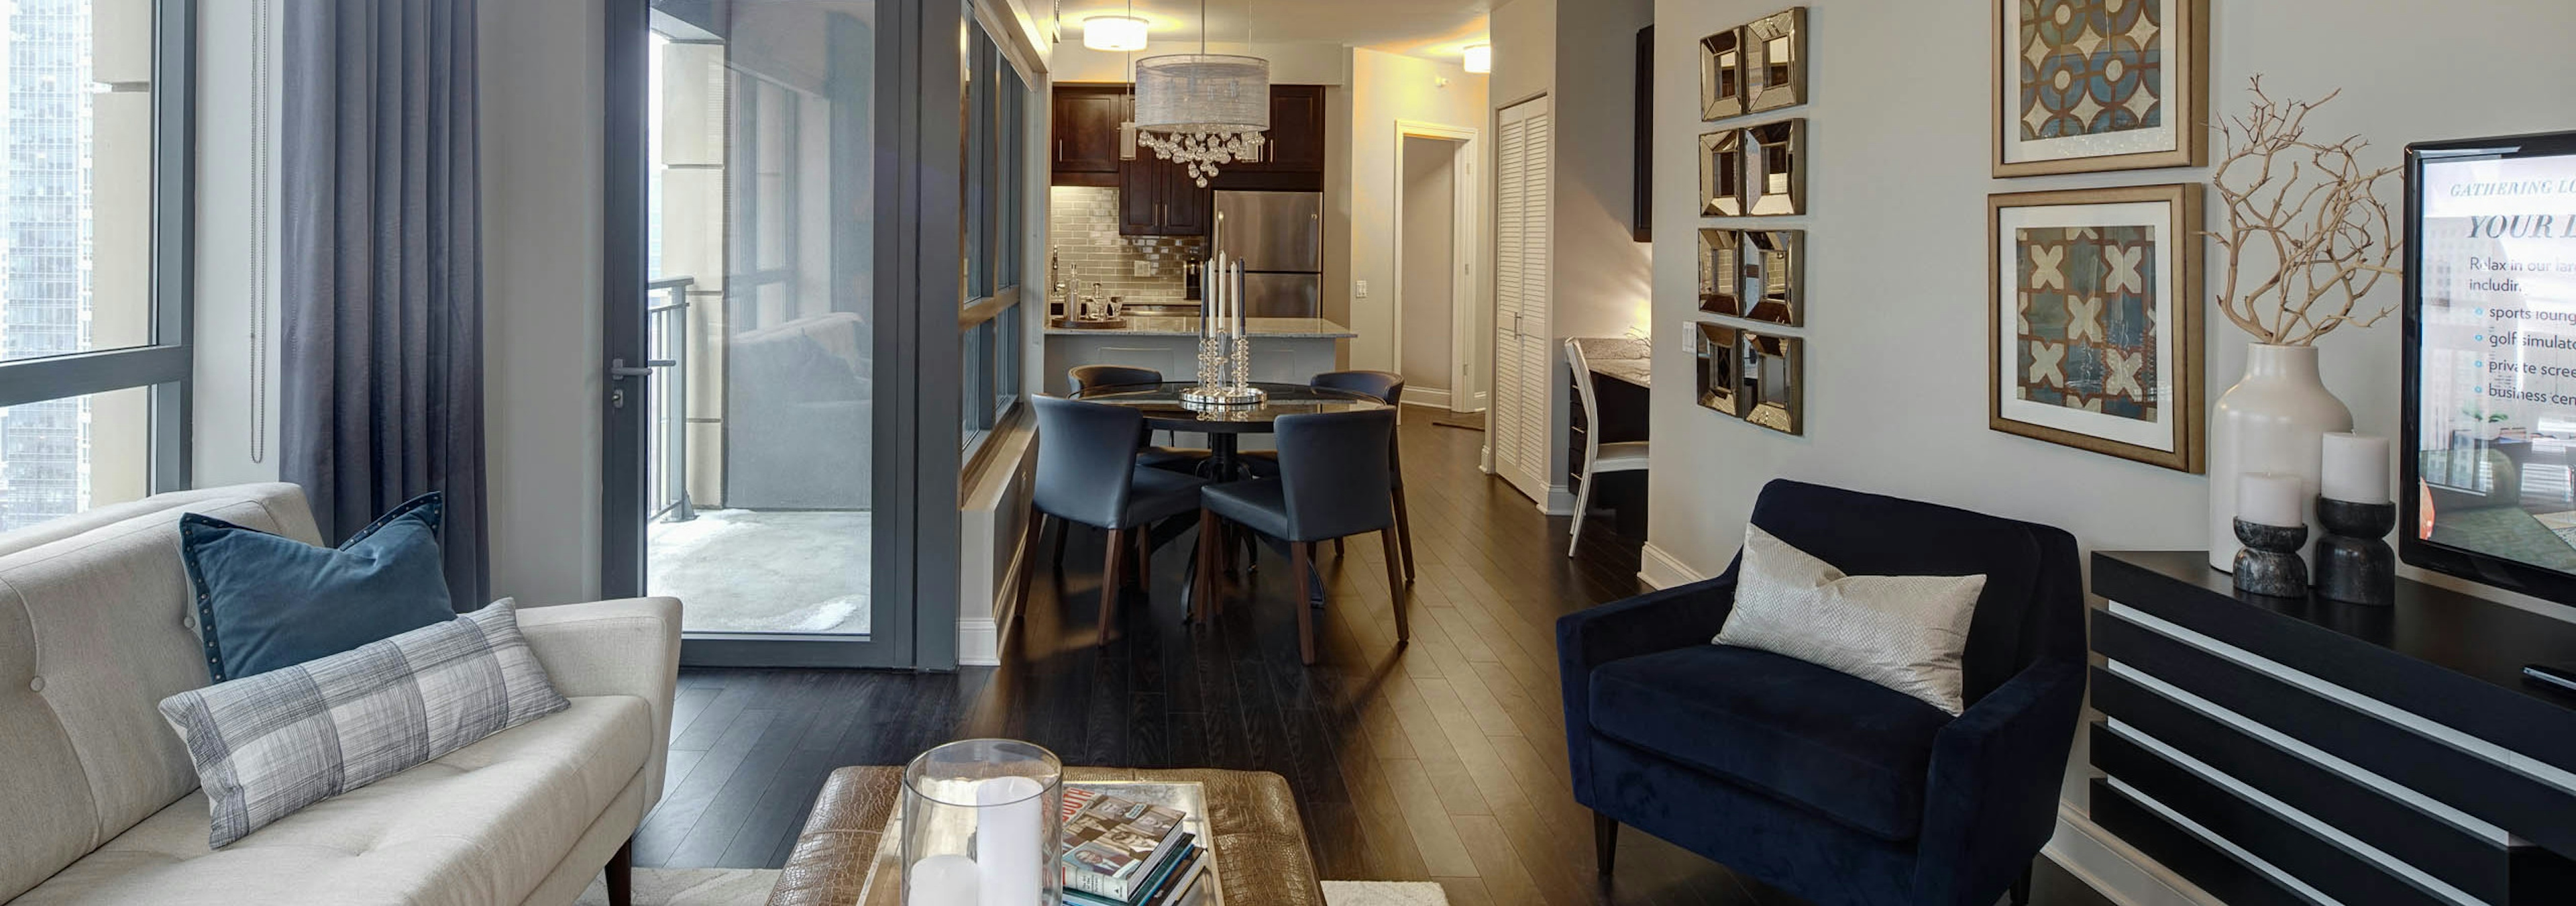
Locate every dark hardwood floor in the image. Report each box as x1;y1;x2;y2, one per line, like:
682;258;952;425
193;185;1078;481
633;417;2114;906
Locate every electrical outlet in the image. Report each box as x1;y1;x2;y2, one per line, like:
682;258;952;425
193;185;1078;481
1355;279;1371;299
1133;260;1154;277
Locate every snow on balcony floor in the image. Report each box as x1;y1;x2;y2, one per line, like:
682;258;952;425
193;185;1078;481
648;508;871;636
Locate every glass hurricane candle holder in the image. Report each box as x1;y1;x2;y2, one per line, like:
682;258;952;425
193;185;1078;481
901;739;1065;906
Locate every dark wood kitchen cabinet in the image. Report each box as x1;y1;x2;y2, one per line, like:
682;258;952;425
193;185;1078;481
1118;156;1210;236
1051;85;1126;188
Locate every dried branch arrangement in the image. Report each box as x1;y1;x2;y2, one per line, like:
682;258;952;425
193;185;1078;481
2208;77;2404;346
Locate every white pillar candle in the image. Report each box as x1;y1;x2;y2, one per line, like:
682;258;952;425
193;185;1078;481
2320;433;2390;504
973;776;1045;906
909;854;981;906
2237;472;2304;528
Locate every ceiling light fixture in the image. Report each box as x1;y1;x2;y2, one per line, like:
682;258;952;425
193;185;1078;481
1462;44;1491;74
1132;0;1270;186
1082;14;1149;52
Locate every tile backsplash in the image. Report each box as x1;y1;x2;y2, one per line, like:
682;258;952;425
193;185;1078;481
1048;186;1199;311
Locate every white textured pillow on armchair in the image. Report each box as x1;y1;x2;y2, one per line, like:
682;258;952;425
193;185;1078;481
1715;525;1988;714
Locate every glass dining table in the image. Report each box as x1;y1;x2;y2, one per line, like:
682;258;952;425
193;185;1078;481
1069;381;1389;615
1071;381;1391;480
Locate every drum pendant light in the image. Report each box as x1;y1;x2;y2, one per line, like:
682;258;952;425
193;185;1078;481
1131;0;1269;187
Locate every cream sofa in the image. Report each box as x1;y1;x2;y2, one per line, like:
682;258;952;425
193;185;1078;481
0;484;680;906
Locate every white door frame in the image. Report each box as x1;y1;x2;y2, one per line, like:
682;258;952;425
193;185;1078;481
1390;120;1483;413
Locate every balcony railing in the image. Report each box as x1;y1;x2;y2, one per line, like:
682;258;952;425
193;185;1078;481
646;276;695;523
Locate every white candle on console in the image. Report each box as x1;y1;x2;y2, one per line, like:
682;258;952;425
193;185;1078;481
973;776;1044;906
2321;433;2390;505
909;854;981;906
2237;472;2304;528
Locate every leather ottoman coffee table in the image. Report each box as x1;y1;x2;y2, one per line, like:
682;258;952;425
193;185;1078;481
767;766;1326;906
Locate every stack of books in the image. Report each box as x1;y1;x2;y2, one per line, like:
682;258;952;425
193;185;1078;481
1058;788;1210;906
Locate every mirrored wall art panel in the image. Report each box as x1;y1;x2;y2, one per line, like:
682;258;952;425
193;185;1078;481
1746;119;1805;215
1744;230;1803;325
1698;229;1743;316
1742;330;1803;434
1697;321;1744;417
1701;131;1745;216
1745;7;1806;113
1701;28;1746;120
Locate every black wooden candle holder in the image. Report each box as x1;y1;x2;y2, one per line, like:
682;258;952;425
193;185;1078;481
2314;497;2397;606
2232;519;2309;599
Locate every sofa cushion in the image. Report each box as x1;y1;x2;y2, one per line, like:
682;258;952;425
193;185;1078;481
1716;525;1986;714
11;695;651;906
160;599;572;848
180;493;455;682
0;485;319;903
1588;644;1950;842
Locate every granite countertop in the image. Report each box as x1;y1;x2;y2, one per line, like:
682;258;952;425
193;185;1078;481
1575;336;1652;388
1046;315;1356;339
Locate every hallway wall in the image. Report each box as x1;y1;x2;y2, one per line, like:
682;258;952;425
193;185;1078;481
1399;136;1459;399
1342;48;1487;374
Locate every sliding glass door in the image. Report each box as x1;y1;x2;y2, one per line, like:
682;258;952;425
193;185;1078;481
608;0;1030;669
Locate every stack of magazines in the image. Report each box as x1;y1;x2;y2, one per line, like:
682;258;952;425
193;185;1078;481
1058;789;1209;906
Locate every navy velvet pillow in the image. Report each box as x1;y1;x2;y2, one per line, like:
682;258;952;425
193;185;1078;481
179;493;458;682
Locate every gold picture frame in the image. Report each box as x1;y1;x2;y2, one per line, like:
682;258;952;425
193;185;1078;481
1987;184;2205;472
1696;321;1744;417
1744;119;1805;216
1698;229;1743;316
1992;0;2208;177
1741;331;1803;435
1700;28;1746;120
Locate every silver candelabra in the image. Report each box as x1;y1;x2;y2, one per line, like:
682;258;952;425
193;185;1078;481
1181;253;1264;408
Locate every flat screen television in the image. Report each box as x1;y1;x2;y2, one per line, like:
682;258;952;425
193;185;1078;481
2402;130;2576;605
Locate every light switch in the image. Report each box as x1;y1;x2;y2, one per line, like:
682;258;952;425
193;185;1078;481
1355;279;1371;299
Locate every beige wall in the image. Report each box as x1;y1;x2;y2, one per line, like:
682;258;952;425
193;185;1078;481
1343;47;1487;373
1644;0;2576;899
1399;136;1459;397
482;0;607;606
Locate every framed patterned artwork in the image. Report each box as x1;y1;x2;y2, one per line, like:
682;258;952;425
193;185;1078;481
1993;0;2206;177
1701;131;1744;215
1696;321;1744;417
1988;185;2204;472
1741;331;1803;435
1744;8;1807;114
1744;119;1805;215
1701;28;1746;120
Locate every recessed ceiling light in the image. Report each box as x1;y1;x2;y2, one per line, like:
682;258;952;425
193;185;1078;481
1463;44;1491;74
1083;15;1150;52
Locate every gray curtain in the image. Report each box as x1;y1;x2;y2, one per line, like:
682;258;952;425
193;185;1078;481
281;0;488;607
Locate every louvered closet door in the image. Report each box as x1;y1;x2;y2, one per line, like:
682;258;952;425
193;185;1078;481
1491;97;1553;505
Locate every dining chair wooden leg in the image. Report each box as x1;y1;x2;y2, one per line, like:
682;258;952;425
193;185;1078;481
1098;528;1127;647
1051;518;1070;572
1193;509;1220;623
1134;527;1152;589
1334;538;1345;559
1381;528;1409;644
1291;541;1317;665
1391;485;1417;584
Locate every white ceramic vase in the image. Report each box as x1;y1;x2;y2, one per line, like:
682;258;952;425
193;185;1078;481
2208;344;2353;573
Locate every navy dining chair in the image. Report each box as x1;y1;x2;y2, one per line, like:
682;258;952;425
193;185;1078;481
1027;395;1211;646
1199;407;1407;664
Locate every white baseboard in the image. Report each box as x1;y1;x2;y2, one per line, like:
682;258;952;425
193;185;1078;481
957;619;1000;666
2043;801;2220;906
1540;485;1576;516
1402;389;1452;409
1637;542;1705;590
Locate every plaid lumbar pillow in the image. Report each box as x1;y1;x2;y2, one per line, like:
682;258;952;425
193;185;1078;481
158;599;570;848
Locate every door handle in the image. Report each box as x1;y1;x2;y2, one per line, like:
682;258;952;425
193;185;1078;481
608;357;671;380
1057;139;1066;162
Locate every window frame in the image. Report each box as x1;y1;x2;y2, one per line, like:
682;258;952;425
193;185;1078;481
0;0;196;497
957;2;1033;460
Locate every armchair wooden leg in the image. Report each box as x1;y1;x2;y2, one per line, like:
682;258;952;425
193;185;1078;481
1593;813;1617;878
1381;528;1409;644
1098;528;1126;647
1334;538;1345;559
606;839;633;906
2010;864;2033;905
1291;541;1317;664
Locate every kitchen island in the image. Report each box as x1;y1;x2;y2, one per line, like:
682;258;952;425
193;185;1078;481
1042;316;1355;394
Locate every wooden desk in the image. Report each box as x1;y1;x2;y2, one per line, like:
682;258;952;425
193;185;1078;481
1569;338;1651;540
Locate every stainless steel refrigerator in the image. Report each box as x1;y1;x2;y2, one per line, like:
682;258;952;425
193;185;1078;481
1212;191;1324;318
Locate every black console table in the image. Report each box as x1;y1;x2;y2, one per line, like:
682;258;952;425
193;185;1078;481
2088;551;2576;906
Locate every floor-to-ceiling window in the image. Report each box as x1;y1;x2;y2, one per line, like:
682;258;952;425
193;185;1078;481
0;0;189;531
959;11;1029;454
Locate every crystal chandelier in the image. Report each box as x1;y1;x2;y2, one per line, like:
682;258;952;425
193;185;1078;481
1131;0;1269;187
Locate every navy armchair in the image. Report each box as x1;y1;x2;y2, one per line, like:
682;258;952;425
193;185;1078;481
1558;481;2086;906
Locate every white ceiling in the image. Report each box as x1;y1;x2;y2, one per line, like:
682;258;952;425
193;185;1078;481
1055;0;1491;60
